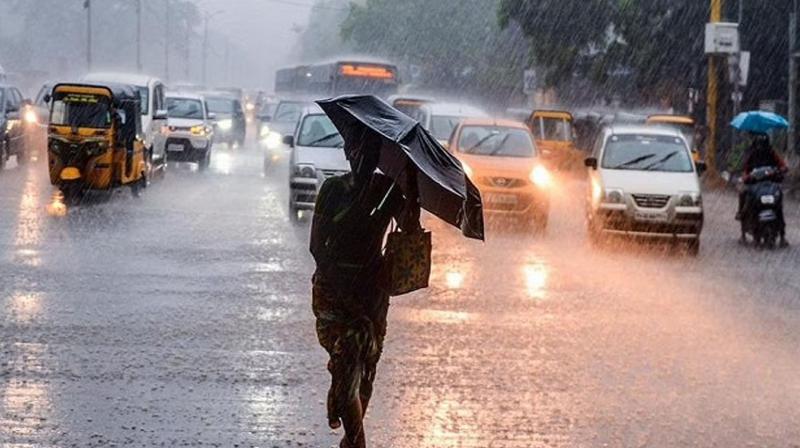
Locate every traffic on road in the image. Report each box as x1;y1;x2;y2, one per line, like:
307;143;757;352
2;1;800;446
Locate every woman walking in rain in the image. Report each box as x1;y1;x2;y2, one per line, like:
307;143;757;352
310;132;420;448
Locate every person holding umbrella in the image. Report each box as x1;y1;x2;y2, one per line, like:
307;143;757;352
310;95;484;447
731;111;790;246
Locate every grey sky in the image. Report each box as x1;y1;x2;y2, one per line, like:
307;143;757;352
198;0;313;89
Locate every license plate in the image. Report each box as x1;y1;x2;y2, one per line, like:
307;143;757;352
168;144;185;152
634;211;668;222
761;195;776;205
486;193;518;205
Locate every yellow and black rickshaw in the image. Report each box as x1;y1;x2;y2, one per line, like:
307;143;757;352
46;83;148;203
526;109;583;171
646;114;702;163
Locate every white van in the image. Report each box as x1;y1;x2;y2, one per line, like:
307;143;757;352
584;125;704;254
82;73;168;174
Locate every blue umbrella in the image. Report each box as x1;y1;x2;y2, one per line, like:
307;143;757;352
730;111;789;133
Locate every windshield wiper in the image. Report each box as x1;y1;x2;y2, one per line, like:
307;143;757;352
612;153;656;169
466;133;501;154
305;132;341;147
488;134;512;156
642;151;680;170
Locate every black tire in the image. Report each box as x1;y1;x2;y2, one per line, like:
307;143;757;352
61;185;83;206
0;138;7;171
686;238;700;257
198;150;210;171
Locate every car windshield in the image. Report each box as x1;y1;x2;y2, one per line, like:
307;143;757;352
206;97;235;114
532;116;572;142
167;97;204;119
458;126;536;157
602;134;693;172
274;102;304;123
296;114;343;147
50;92;112;128
430;115;461;141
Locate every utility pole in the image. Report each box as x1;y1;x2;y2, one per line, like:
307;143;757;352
136;0;143;73
202;14;209;86
85;0;92;72
706;0;723;181
164;0;170;82
789;0;799;156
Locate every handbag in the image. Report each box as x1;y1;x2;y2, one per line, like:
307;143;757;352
384;227;432;296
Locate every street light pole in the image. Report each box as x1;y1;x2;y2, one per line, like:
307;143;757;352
165;0;170;82
85;0;92;72
136;0;143;73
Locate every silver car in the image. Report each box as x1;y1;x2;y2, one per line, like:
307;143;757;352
284;106;349;222
584;125;705;254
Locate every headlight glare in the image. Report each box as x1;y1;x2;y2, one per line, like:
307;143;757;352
530;165;552;187
217;119;233;131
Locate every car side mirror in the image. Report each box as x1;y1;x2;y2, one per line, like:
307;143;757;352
154;109;168;120
695;161;707;175
208;112;217;120
43;93;52;104
584;157;598;170
282;135;294;148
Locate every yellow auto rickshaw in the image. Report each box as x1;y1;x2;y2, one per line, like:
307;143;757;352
527;109;583;171
646;114;702;163
46;83;148;204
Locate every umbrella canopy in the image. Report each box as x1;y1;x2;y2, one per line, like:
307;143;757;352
731;111;789;133
317;95;484;240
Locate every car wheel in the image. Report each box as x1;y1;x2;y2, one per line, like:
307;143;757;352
686;238;700;256
198;150;210;171
0;138;7;171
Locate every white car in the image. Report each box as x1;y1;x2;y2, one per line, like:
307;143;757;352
415;102;489;147
284;106;349;222
82;73;168;173
164;93;215;169
584;125;704;254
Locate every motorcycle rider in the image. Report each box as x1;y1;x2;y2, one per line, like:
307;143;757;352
736;133;789;246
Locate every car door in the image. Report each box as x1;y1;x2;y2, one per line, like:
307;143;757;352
151;83;167;163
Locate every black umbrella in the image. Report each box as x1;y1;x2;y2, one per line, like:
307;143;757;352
317;95;484;240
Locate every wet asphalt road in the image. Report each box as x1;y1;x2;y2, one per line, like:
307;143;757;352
2;143;800;447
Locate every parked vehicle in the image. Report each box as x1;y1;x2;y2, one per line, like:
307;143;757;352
0;83;33;169
584;125;705;255
205;94;246;148
164;93;215;169
739;166;786;248
283;105;348;222
46;83;148;204
449;118;551;233
82;73;168;174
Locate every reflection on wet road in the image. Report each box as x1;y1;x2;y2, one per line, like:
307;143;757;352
1;144;800;446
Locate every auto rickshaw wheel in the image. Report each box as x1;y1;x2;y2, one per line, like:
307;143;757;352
61;185;83;206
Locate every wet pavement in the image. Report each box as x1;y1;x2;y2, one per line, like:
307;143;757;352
2;144;800;447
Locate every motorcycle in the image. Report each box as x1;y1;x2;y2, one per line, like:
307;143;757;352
739;166;785;249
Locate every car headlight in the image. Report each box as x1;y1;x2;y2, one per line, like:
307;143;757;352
190;125;206;136
246;102;256;111
603;188;625;204
217;119;233;131
259;124;271;137
24;109;38;125
529;165;552;188
678;191;702;207
293;163;316;178
264;132;282;150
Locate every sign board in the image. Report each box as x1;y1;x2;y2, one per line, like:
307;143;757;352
705;22;740;54
523;69;537;94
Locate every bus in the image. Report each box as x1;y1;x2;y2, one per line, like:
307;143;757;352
275;58;400;99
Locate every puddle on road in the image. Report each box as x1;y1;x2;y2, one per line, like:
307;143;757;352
523;262;550;300
7;291;43;323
